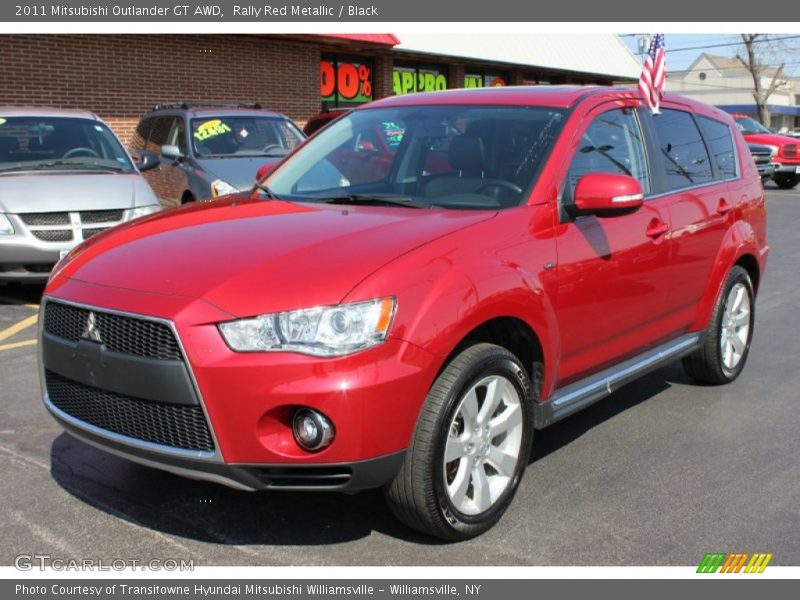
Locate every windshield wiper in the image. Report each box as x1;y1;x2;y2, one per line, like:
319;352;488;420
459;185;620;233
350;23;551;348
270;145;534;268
254;181;280;200
317;194;434;209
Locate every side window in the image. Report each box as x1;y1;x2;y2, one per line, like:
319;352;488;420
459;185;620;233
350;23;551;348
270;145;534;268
651;109;713;189
166;118;186;154
698;116;738;179
130;118;153;151
277;121;303;149
145;117;172;154
567;108;650;194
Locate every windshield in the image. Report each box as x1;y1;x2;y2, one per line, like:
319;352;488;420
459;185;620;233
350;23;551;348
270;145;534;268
263;105;566;210
0;116;135;174
191;116;304;158
735;116;772;135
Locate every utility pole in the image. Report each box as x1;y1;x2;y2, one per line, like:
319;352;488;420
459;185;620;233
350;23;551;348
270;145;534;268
637;34;652;58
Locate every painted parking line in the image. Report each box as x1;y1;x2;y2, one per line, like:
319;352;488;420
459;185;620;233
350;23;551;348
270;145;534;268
0;314;39;351
0;339;37;352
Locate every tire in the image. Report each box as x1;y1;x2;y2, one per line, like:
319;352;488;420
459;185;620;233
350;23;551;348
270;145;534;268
385;343;536;540
682;266;755;384
773;173;799;190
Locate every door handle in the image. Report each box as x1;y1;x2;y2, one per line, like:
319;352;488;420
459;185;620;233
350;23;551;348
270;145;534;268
646;218;669;239
717;199;732;215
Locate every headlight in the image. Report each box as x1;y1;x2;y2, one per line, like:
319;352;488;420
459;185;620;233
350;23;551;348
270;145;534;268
218;297;396;356
763;144;780;157
123;205;161;221
0;214;14;235
210;179;239;197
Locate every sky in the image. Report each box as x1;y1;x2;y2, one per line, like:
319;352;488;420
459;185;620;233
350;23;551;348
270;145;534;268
621;33;800;76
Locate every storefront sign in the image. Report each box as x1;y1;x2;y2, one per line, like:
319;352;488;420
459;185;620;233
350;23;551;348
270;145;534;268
393;65;447;95
465;73;507;88
320;56;373;106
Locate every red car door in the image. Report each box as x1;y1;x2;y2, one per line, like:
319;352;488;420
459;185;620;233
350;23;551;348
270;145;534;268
553;102;675;385
646;105;735;328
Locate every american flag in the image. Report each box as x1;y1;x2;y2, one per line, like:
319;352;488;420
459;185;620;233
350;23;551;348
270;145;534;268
638;34;666;114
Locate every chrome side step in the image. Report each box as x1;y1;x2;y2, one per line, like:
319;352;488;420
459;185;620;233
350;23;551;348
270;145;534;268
533;333;700;429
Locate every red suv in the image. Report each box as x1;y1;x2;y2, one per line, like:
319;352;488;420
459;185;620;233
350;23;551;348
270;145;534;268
732;114;800;189
40;87;768;540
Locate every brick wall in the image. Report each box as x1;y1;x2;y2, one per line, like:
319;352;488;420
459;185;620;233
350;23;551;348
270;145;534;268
0;34;322;145
0;34;618;146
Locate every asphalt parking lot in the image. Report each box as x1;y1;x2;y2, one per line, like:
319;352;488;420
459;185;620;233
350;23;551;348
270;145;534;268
1;187;798;567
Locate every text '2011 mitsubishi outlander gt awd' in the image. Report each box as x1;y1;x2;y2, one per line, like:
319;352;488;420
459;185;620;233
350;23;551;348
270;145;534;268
40;87;768;540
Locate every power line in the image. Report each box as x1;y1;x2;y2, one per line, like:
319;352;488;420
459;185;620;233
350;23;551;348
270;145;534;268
667;34;800;53
624;34;800;54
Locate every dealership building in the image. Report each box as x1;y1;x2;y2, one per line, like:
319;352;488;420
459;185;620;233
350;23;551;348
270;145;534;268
0;33;641;143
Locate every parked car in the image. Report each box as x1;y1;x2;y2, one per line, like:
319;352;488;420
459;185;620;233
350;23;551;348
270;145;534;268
732;114;799;189
0;107;161;282
302;108;350;137
748;143;777;183
130;103;305;206
40;87;768;540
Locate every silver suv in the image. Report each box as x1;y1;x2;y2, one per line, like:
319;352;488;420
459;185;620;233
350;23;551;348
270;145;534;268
0;108;162;282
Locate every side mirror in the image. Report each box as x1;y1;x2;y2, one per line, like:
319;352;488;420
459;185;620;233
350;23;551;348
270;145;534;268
570;173;644;218
161;144;184;161
256;161;278;182
135;150;160;172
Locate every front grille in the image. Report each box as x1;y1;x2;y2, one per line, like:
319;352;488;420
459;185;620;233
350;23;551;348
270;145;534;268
19;212;70;226
82;227;108;240
33;230;73;242
43;301;183;361
46;370;214;451
80;210;123;224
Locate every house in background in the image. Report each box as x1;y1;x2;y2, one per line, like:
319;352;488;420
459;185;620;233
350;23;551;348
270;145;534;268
670;53;800;133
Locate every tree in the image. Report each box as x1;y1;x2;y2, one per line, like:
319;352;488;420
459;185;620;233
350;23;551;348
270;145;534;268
736;34;786;126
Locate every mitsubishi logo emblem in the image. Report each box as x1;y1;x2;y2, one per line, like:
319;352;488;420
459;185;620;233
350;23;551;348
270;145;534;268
82;312;102;343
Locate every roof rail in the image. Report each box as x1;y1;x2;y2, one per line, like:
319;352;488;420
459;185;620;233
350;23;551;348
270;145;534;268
151;102;264;111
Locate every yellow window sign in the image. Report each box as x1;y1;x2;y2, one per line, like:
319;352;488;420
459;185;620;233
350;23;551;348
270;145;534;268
194;119;232;141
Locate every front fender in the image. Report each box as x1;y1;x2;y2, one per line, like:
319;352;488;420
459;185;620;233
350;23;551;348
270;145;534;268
346;253;559;401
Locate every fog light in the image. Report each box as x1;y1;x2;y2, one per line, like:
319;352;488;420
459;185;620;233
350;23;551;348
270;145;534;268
292;408;334;451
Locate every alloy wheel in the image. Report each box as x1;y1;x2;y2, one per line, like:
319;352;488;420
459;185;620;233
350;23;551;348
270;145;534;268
443;375;524;515
720;281;751;371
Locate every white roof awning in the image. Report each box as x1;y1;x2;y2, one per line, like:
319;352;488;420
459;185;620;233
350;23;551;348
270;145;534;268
394;34;641;81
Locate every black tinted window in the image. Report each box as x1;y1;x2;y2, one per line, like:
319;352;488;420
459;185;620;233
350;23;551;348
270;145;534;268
698;116;738;179
131;118;153;151
652;109;713;189
146;117;173;153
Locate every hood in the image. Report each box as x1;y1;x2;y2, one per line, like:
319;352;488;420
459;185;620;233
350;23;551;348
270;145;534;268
0;173;157;214
742;132;798;148
196;156;282;191
60;197;495;317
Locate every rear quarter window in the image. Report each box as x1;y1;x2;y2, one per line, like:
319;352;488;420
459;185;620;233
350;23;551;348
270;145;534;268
698;116;738;179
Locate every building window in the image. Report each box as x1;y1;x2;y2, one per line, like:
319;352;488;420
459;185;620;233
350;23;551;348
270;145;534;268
320;54;374;109
393;62;448;95
699;72;707;80
464;70;508;88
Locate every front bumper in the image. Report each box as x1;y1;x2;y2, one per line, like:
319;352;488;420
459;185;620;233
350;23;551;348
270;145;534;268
39;283;437;491
0;234;74;281
772;161;800;174
756;163;777;179
47;398;405;491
